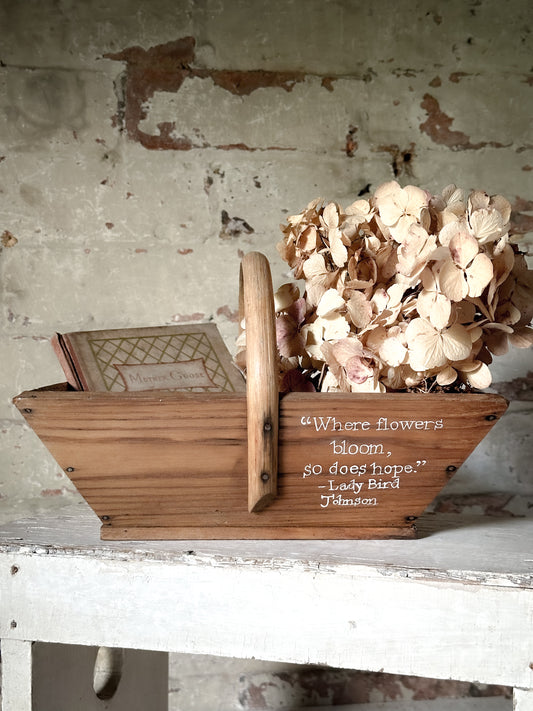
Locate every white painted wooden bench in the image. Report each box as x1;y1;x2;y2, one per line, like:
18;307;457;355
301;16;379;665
0;503;532;710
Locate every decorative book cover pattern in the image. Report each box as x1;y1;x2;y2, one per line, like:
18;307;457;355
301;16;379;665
54;324;245;393
90;331;236;392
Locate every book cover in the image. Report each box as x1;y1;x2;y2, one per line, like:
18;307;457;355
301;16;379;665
53;324;245;393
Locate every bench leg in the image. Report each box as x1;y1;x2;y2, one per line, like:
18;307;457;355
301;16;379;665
515;689;533;710
1;639;33;711
1;640;168;711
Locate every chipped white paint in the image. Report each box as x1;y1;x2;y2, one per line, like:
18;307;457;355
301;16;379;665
0;506;532;710
515;689;533;711
0;639;32;711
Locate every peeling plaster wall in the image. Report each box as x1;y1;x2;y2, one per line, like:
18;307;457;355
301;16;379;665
0;0;532;708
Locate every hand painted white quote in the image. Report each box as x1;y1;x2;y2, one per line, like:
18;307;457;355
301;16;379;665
299;415;443;508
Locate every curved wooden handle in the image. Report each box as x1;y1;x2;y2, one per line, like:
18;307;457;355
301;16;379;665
239;252;279;513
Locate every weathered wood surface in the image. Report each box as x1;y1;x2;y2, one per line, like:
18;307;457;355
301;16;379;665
13;388;508;539
0;505;532;692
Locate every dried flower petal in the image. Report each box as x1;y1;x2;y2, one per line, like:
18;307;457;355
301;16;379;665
436;365;458;386
379;335;408;367
328;227;348;268
439;260;468;301
274;283;300;312
508;326;533;348
406;318;471;371
466;253;493;297
464;361;492;389
346;291;373;329
317;288;345;317
322;201;339;229
374;181;429;243
320;313;350;341
469;208;505;245
272;181;532;393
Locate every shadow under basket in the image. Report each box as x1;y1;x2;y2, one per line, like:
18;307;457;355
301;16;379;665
13;253;508;540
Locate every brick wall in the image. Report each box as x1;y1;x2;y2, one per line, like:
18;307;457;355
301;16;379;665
0;1;531;707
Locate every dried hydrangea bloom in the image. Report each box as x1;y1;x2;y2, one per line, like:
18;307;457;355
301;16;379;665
397;224;437;282
438;230;494;300
302;252;337;306
237;181;533;394
374;181;430;243
276;296;307;359
405;317;472;371
346;291;373;329
467;191;511;248
416;267;452;330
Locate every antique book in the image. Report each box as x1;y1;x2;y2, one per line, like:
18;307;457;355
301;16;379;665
51;324;245;393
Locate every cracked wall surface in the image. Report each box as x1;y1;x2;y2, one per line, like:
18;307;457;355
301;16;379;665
0;0;532;708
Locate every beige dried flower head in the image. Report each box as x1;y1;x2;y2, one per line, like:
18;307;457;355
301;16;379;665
374;181;430;243
240;182;533;394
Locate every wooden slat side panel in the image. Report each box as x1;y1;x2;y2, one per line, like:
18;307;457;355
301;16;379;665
13;388;508;537
100;525;416;540
14;391;249;521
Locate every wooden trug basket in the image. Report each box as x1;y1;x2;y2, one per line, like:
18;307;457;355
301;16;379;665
14;252;508;540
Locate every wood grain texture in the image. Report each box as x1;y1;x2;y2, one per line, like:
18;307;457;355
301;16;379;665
13;386;508;539
240;252;279;512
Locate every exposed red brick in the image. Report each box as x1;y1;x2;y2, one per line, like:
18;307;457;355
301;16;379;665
215;143;296;152
1;230;18;248
41;488;63;497
420;94;505;150
522;164;532;171
492;371;533;401
141;123;195;151
216;143;254;152
105;38;194;148
216;305;239;322
105;37;304;150
403;676;511;701
449;71;470;83
511;196;533;235
321;76;336;92
208;69;303;96
178;248;193;255
428;493;518;516
429;76;441;87
512;196;533;211
105;222;114;229
345;125;358;157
